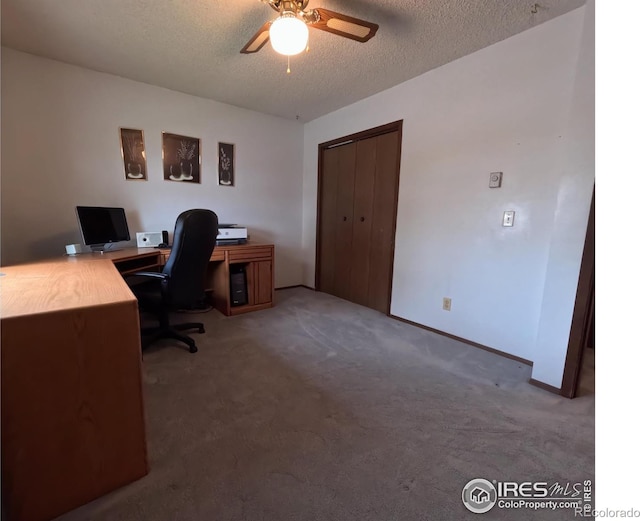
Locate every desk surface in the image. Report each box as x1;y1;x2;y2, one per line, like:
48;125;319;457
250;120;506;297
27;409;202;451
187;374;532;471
0;259;137;319
0;248;160;319
0;244;271;320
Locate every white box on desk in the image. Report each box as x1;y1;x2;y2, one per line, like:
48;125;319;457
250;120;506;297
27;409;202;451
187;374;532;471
65;243;91;255
136;231;163;248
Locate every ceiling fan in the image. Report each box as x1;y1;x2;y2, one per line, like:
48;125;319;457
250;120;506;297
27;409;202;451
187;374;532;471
241;0;379;56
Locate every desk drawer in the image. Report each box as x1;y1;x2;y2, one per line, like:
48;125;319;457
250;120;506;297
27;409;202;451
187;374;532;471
162;248;224;265
210;250;225;262
162;250;225;263
228;247;272;263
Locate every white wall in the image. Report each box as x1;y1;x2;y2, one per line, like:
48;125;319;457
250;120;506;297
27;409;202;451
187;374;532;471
302;7;593;387
532;0;594;386
1;48;304;287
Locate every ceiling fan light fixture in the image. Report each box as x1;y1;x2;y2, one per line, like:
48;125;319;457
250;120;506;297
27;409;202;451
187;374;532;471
269;12;309;56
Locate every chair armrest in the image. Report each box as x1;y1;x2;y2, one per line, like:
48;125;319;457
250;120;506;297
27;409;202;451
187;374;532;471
125;271;170;298
124;272;170;289
127;271;169;280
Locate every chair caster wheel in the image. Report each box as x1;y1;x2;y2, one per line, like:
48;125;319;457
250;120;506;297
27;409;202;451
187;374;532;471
189;345;198;354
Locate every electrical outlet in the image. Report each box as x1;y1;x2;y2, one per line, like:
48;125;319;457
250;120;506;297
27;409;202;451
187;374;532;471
443;297;452;311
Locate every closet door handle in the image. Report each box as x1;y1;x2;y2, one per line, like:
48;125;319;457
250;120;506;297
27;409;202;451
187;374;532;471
360;217;365;222
343;216;347;221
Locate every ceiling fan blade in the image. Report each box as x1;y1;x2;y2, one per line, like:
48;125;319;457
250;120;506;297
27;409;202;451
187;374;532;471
241;21;272;54
309;8;378;43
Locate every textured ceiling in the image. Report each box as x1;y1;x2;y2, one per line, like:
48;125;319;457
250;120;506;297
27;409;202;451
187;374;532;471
1;0;585;122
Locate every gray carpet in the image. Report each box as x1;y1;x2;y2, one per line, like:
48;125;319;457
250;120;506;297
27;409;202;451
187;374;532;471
57;288;594;521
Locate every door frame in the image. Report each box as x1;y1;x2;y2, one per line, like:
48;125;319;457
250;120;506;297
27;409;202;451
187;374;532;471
560;188;595;398
315;120;403;315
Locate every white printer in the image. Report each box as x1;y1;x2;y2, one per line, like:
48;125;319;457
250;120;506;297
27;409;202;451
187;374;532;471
216;224;248;245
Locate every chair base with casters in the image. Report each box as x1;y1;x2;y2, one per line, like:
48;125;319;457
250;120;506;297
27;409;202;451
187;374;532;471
140;311;205;354
128;271;208;354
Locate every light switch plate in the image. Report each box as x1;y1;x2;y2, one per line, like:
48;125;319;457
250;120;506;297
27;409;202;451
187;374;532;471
489;172;503;188
503;210;515;227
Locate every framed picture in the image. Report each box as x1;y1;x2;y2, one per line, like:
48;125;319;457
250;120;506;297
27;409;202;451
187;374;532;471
119;128;147;180
162;132;201;183
218;142;235;186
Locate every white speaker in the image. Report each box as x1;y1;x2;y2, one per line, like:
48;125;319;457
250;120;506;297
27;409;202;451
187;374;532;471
136;231;163;248
65;243;89;255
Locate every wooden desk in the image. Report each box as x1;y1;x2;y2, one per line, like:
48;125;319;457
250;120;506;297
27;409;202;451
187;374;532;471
57;242;275;316
0;243;274;521
98;243;276;315
0;256;149;521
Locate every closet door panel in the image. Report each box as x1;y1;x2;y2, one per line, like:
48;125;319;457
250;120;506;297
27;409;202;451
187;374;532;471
318;147;340;295
332;143;357;301
350;137;377;307
368;131;400;313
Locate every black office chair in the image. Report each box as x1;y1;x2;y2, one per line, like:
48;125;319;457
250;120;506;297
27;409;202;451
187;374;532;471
127;209;218;353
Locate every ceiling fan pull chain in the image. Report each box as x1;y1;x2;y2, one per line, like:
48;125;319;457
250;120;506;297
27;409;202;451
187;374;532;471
287;55;291;74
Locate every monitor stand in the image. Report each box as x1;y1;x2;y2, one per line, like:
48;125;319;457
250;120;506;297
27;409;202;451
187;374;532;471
89;244;106;254
90;244;123;254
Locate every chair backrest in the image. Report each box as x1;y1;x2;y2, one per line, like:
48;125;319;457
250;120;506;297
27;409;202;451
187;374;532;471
162;209;218;308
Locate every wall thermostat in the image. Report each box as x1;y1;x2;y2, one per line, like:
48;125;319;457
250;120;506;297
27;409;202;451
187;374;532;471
489;172;503;188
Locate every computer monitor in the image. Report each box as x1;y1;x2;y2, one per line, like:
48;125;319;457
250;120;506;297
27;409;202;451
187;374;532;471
75;206;131;251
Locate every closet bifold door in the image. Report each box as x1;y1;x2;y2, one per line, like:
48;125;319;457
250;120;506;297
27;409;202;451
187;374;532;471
349;137;376;307
317;121;402;315
318;142;356;298
367;131;400;313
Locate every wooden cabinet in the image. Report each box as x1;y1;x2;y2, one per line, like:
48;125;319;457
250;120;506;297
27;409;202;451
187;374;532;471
162;243;275;317
221;244;274;316
317;123;401;314
252;261;273;305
